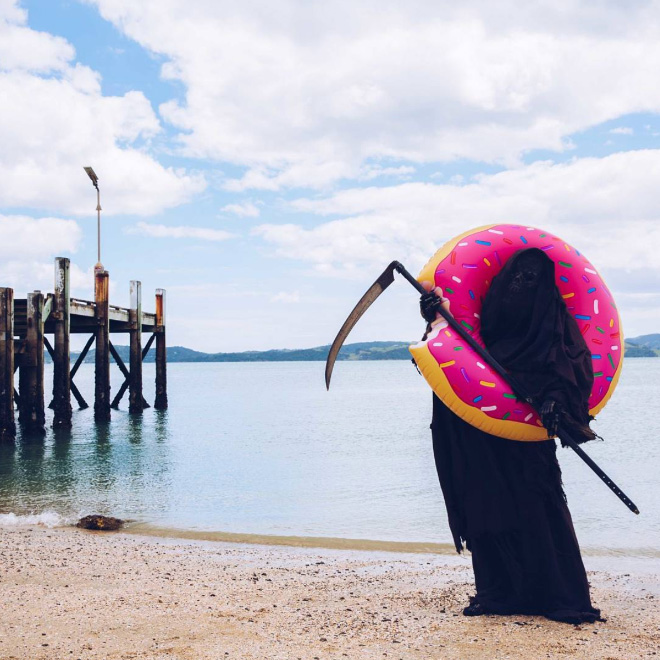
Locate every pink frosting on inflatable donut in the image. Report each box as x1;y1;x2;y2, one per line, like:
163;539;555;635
425;224;621;432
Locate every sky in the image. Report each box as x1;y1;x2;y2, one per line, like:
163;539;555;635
1;0;660;351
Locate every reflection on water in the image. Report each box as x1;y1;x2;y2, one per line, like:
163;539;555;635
0;360;658;556
0;394;172;522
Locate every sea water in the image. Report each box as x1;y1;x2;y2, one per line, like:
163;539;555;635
0;358;658;557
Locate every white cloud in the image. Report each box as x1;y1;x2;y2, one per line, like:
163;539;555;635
255;149;660;281
0;213;92;297
0;214;81;258
609;127;634;135
220;201;260;218
359;165;416;181
270;291;301;304
128;221;234;241
0;1;205;215
87;0;660;189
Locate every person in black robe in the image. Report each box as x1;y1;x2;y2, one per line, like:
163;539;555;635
420;247;602;624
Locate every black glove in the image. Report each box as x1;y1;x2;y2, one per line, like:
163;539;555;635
420;292;442;323
540;399;561;438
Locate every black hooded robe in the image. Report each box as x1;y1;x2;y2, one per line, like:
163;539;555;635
431;248;601;623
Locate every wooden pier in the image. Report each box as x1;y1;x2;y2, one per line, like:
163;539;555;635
0;258;167;441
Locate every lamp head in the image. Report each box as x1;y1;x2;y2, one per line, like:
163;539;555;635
83;166;99;188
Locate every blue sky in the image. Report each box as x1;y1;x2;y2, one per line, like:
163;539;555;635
2;0;660;350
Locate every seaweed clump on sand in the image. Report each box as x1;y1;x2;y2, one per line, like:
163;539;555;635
76;515;124;531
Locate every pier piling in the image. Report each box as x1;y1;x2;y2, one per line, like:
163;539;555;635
19;291;46;433
94;270;110;422
0;288;15;441
0;259;166;432
52;258;72;428
154;289;168;410
129;281;144;413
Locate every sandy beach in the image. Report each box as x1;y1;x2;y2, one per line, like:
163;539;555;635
0;526;658;659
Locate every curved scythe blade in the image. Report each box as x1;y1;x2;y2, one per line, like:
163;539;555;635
325;261;399;389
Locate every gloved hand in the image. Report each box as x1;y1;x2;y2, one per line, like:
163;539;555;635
420;292;442;323
540;399;561;437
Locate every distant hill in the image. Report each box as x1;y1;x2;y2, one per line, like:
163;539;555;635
44;334;657;365
626;334;660;357
51;341;413;365
628;333;660;351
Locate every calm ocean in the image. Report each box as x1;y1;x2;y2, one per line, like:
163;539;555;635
0;358;658;557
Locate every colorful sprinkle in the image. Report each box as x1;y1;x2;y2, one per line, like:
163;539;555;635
503;393;517;399
480;381;496;388
460;321;474;331
432;342;443;347
608;353;615;369
488;229;503;235
469;290;475;300
596;326;604;334
588;287;597;294
541;245;554;251
524;413;534;422
461;368;470;383
473;395;483;403
452;275;461;283
560;276;569;283
594;300;599;314
463;263;477;269
594;371;603;377
582;275;590;283
564;243;571;251
558;261;572;268
502;412;511;420
520;236;528;244
494;251;502;266
458;242;468;247
453;346;463;351
610;319;614;328
611;345;618;351
503;238;513;245
562;293;575;299
445;287;454;294
575;314;591;320
606;376;613;382
536;419;544;427
580;323;590;335
592;338;603;345
475;240;491;246
483;258;491;267
481;405;497;412
591;354;601;359
439;360;456;368
476;362;486;369
444;330;452;337
585;267;597;275
450;252;456;265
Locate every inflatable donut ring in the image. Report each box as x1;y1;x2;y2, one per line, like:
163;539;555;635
409;224;623;441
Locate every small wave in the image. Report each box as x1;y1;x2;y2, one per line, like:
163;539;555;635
0;511;69;528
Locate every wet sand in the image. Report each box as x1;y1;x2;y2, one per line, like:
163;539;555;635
0;526;658;660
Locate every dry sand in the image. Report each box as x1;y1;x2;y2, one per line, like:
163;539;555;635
0;526;658;660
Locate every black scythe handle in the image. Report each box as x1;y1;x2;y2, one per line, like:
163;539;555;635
393;261;639;515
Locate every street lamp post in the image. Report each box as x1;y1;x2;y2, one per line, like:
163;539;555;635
83;166;103;272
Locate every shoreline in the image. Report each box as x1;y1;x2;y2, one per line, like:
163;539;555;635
1;526;658;659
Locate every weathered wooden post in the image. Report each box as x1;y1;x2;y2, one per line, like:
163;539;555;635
0;288;15;441
18;291;46;433
94;270;110;422
52;258;72;428
154;288;168;410
129;280;144;413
